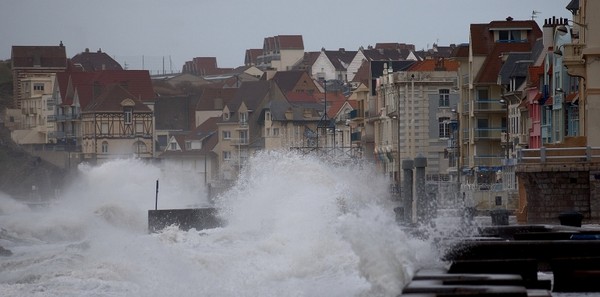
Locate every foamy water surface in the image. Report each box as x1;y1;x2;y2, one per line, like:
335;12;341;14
0;152;442;297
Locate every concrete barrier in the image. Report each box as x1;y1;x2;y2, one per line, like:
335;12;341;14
148;208;221;233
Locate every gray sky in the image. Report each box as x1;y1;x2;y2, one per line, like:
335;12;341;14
1;0;570;74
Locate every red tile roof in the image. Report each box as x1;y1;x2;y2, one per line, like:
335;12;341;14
476;42;533;84
245;49;263;65
407;58;460;71
60;70;155;108
71;49;123;71
275;35;304;50
83;84;151;113
470;19;541;56
11;44;67;68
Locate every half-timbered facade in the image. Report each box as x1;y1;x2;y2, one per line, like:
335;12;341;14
81;84;153;163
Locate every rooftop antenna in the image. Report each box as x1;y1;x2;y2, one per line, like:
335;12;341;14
532;10;541;20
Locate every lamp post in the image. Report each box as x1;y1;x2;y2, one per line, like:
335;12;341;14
499;99;509;160
451;108;461;193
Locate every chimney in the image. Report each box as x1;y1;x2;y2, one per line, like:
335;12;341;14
506;16;514;21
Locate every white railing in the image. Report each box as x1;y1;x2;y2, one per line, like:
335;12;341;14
517;146;600;164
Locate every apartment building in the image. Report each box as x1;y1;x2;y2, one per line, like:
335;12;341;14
459;17;542;184
376;59;460;184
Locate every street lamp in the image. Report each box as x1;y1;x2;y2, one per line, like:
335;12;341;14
451;108;462;203
499;99;509;160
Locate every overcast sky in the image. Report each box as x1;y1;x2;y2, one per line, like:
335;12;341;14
1;0;570;74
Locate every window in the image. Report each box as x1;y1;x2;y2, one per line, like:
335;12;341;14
498;30;521;42
477;88;489;100
239;130;248;144
124;107;133;124
33;83;44;91
170;142;177;150
439;117;450;138
273;128;279;136
222;130;231;139
239;112;248;124
185;141;191;150
439;89;450;107
223;151;232;160
101;141;108;153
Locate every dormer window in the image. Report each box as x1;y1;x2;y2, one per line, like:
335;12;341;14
124;107;133;124
239;112;248;124
495;30;524;43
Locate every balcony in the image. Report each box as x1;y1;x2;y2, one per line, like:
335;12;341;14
562;43;586;79
231;138;249;145
351;131;361;142
473;100;505;113
474;128;503;140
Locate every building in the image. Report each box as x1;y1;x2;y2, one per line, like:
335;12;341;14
159;116;219;191
376;59;460;184
10;43;67;109
459;17;542;184
256;35;304;71
10;73;56;144
80;84;153;163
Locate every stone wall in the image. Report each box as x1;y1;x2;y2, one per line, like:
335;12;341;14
517;163;600;224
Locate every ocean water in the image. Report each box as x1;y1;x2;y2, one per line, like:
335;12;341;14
0;151;442;297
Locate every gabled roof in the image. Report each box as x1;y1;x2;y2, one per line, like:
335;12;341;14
245;49;263;65
527;65;544;89
476;43;533;84
352;60;371;85
60;70;155;108
323;49;358;71
159;116;220;157
11;44;67;68
284;92;318;103
71;48;123;71
83;84;151;113
263;35;304;52
227;80;272;113
271;70;311;93
275;35;304;50
196;88;237;111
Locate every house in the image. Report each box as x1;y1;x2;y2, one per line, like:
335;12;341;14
159;116;219;191
346;43;418;82
80;84;153;163
256;35;304;71
311;48;358;82
11;42;67;109
457;17;542;185
10;73;56;144
376;59;460;187
51;70;156;152
154;94;202;151
215;80;285;182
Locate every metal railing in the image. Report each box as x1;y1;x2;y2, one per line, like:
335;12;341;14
518;146;600;164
